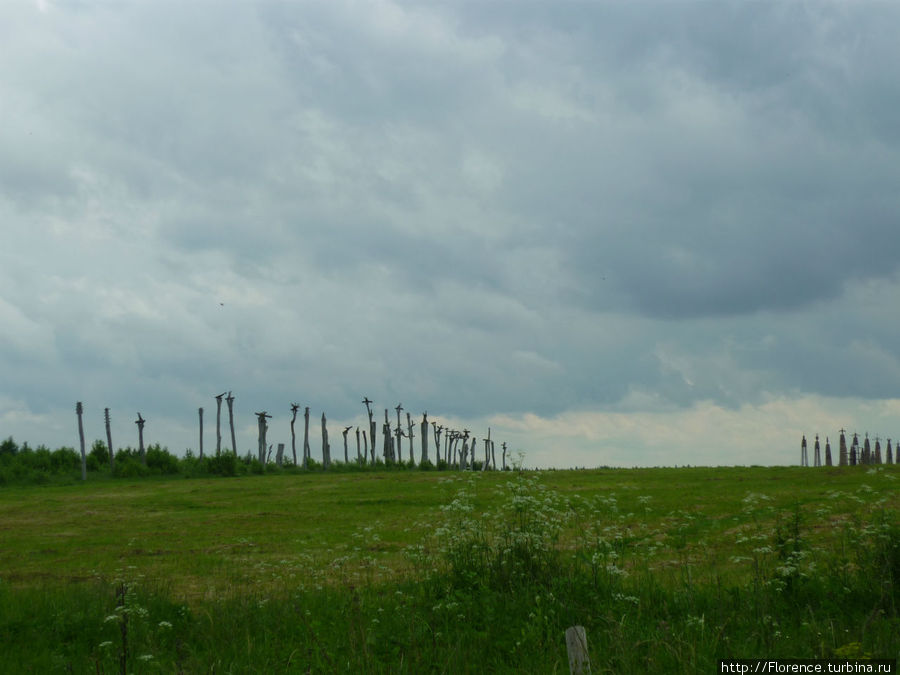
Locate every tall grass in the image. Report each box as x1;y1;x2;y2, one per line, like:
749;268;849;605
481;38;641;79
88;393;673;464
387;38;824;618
1;471;897;672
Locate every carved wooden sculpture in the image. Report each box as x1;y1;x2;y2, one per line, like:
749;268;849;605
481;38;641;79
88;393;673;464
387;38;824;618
825;437;832;466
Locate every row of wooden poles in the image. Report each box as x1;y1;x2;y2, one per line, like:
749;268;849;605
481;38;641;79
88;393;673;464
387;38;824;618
801;430;896;467
73;394;511;480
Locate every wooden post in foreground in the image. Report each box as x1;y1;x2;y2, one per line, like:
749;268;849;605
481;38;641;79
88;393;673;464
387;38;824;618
76;402;86;481
104;407;114;472
198;407;204;459
565;625;591;674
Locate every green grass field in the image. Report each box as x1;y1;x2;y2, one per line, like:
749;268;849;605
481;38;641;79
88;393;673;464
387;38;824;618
1;465;898;673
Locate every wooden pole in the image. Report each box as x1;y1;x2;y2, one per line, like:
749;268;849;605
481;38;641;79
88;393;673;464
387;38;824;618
255;412;271;467
276;442;284;467
383;409;391;462
226;392;236;457
363;398;376;464
215;392;226;456
135;413;146;465
356;427;361;463
406;412;415;466
395;403;403;463
198;407;204;459
290;403;299;466
813;434;820;467
421;412;429;465
76;402;86;481
104;407;114;472
362;429;369;464
321;412;330;469
303;406;311;469
887;439;893;465
839;428;848;466
502;442;507;471
824;437;832;466
565;625;591;675
343;426;352;464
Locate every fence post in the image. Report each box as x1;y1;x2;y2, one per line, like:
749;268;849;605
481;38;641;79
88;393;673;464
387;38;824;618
565;625;591;675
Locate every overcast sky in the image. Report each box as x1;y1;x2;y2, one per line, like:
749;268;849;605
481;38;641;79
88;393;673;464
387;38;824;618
3;0;899;468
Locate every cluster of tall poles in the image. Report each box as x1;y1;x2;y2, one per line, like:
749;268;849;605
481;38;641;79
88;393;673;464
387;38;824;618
73;393;512;481
801;429;896;467
251;396;509;472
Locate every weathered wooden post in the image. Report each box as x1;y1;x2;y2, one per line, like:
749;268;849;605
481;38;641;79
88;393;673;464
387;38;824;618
362;429;369;464
355;427;361;463
276;442;284;467
135;413;146;465
421;412;429;465
321;413;331;469
342;426;352;464
104;407;115;471
394;403;404;462
303;406;311;469
863;433;871;465
874;437;882;464
290;403;299;465
226;391;237;456
491;439;497;471
825;437;832;466
887;439;893;465
255;411;271;467
405;412;415;465
839;428;848;466
502;441;507;471
565;625;591;675
363;397;376;464
432;422;442;464
482;430;491;472
383;409;392;462
198;407;204;459
813;434;821;467
850;433;858;466
800;435;807;467
460;435;468;470
76;402;86;481
215;392;226;456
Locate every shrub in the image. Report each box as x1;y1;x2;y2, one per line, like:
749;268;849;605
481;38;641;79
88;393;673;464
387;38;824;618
145;444;179;475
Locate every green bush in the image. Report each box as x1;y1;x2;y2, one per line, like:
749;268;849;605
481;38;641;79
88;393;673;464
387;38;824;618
145;445;179;475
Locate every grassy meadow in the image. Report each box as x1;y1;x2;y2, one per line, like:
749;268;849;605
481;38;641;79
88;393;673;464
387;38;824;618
0;464;898;672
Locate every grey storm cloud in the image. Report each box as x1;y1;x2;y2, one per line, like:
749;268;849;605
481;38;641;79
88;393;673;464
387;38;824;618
1;0;899;463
